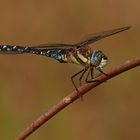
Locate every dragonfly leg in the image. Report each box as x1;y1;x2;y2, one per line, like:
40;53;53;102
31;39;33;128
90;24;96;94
90;67;94;79
79;68;88;86
85;67;98;83
71;68;87;100
71;68;86;92
98;68;108;76
85;68;91;83
86;68;108;83
85;67;100;83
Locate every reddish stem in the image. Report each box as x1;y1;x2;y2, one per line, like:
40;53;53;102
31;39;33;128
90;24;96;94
16;57;140;140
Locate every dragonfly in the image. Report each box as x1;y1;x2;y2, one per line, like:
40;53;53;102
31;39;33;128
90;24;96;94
0;26;131;92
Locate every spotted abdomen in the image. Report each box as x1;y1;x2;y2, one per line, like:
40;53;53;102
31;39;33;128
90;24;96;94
0;45;69;63
30;49;68;63
0;45;28;54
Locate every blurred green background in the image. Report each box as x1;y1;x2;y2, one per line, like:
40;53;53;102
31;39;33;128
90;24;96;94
0;0;139;140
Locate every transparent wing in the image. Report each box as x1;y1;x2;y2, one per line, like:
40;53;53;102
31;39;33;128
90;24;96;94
30;26;131;50
30;43;75;50
76;26;131;48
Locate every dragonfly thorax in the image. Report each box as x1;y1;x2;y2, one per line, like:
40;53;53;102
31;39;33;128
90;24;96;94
90;50;108;69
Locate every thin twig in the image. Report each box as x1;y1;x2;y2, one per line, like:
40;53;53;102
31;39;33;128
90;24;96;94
16;57;140;140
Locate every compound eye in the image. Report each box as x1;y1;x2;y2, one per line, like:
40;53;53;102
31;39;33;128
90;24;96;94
94;55;99;61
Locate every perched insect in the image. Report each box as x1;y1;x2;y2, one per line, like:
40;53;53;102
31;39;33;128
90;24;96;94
0;26;131;92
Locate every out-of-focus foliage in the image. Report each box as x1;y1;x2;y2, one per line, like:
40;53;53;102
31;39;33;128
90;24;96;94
0;0;139;140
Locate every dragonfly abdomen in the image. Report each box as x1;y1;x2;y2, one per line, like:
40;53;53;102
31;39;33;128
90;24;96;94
32;49;68;63
0;45;69;62
0;45;28;54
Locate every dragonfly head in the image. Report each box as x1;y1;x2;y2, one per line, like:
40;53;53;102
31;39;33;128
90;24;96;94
90;50;108;69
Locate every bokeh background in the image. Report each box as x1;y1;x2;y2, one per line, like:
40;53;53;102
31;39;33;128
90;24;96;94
0;0;139;140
